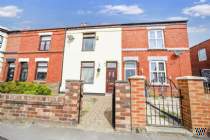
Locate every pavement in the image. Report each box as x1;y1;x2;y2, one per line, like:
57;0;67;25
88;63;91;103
0;122;208;140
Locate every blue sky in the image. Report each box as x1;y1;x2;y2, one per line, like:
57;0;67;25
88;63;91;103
0;0;210;46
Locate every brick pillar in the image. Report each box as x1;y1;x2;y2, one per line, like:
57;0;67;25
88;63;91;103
129;76;146;131
177;76;210;136
65;80;83;125
115;81;131;131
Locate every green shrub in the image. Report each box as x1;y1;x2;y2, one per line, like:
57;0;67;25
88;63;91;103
0;81;51;95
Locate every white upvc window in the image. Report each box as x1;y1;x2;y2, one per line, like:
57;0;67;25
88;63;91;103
148;30;165;49
81;62;95;84
124;61;137;80
198;48;207;62
150;61;167;84
0;35;3;47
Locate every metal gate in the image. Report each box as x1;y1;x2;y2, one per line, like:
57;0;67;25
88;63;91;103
145;78;182;127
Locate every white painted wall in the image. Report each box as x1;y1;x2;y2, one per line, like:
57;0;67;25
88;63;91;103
0;31;8;73
60;27;122;93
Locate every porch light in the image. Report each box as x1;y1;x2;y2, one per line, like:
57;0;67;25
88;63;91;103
97;64;101;72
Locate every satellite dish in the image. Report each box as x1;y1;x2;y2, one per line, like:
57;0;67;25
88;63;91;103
173;50;183;56
67;35;74;41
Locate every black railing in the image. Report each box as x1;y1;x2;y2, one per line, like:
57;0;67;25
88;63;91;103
145;77;183;127
204;81;210;94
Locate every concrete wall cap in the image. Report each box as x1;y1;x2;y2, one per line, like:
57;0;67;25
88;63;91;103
129;75;146;80
176;76;205;81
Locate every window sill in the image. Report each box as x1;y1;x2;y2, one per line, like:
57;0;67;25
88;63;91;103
148;48;167;51
81;50;95;52
150;83;169;86
33;80;47;84
83;82;94;85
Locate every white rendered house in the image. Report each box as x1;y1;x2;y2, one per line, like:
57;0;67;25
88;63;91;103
60;27;122;94
0;28;8;76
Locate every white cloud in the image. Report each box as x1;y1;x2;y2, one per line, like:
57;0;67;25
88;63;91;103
194;0;207;4
100;4;144;15
0;5;23;18
183;4;210;17
167;16;188;20
188;26;209;33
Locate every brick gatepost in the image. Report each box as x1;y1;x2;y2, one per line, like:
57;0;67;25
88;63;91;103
129;76;146;131
177;76;210;136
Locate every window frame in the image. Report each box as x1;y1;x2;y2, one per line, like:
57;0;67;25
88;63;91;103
80;61;95;84
198;48;207;62
82;33;96;51
124;61;137;81
19;62;28;81
35;61;48;81
149;60;167;85
0;35;3;48
39;35;52;51
148;30;165;49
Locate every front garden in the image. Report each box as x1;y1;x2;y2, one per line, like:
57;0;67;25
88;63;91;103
0;81;52;95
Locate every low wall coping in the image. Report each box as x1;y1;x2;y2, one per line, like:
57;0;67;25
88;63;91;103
129;75;146;80
176;76;205;81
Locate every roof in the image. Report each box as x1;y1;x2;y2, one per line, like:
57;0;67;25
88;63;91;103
7;20;188;33
0;28;9;33
190;38;210;49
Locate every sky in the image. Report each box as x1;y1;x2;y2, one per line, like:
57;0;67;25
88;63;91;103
0;0;210;47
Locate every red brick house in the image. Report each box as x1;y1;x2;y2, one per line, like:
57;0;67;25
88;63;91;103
122;21;192;84
190;39;210;80
1;28;65;91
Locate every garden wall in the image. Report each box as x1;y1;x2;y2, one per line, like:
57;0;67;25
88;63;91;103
0;80;83;125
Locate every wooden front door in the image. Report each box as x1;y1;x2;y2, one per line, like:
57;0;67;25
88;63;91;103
106;62;117;93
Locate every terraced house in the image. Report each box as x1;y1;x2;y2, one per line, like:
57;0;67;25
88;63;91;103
0;20;192;94
1;28;65;92
60;20;192;94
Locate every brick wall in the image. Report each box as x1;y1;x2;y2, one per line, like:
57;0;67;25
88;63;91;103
114;76;146;132
115;81;131;131
190;39;210;76
177;76;210;136
2;29;65;85
0;80;83;125
122;22;192;83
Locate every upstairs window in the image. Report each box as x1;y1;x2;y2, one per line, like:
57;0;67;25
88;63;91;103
39;35;51;51
82;33;96;51
0;35;3;47
124;61;137;80
198;48;207;62
81;62;94;84
150;61;166;84
36;62;48;81
148;30;164;49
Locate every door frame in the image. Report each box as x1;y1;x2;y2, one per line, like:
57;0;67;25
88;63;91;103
105;61;118;93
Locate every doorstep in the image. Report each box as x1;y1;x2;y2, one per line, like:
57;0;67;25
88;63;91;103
146;126;193;136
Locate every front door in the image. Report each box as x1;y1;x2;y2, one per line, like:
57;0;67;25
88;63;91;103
106;62;117;93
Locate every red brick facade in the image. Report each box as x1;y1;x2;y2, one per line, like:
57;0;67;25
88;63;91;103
122;22;192;83
190;39;210;76
1;29;65;87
